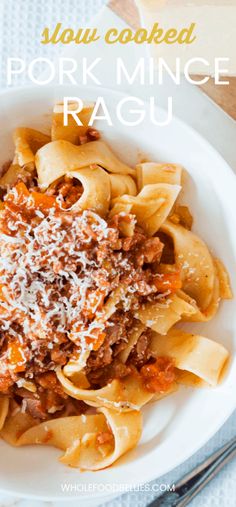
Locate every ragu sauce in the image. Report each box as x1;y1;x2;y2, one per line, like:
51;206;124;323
0;181;179;419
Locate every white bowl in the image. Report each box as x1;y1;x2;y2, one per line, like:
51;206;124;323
0;85;236;502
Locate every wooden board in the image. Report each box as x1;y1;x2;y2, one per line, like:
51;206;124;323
109;0;236;120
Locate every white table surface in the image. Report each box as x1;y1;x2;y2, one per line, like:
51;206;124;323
0;1;236;507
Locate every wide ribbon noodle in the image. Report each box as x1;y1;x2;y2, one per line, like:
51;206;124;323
136;161;182;190
110;184;181;236
161;220;215;311
56;367;154;410
0;102;232;472
65;166;110;216
0;397;9;431
51;101;94;142
13;127;51;166
135;293;197;334
1;400;142;470
0;128;50;189
149;328;229;386
109;173;137;199
36;139;135;189
160;221;232;321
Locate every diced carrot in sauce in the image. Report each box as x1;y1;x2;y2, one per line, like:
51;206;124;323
5;182;58;213
140;357;175;393
71;323;106;352
83;289;106;318
7;339;27;373
0;284;6;302
96;431;114;447
153;272;182;293
86;331;106;351
14;182;30;198
30;191;57;211
6;182;30;204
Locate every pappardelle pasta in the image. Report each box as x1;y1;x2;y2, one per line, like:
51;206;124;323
0;102;232;471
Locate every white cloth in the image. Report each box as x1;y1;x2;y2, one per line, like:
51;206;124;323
0;0;107;88
0;2;236;507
